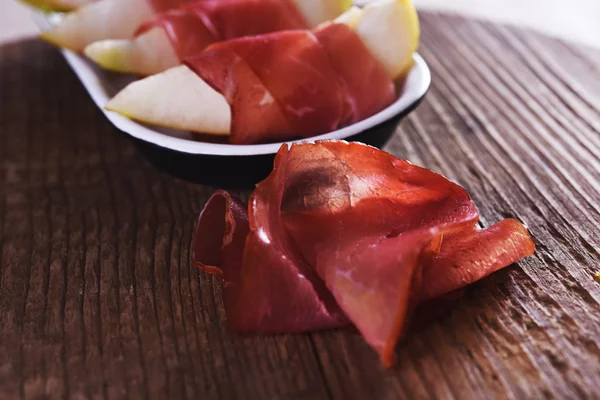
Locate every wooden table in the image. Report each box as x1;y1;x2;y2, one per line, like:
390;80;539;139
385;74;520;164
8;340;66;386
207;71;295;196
1;12;600;399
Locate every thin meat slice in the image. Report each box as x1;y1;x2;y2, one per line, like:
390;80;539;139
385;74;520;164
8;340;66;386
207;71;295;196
279;141;480;268
137;0;306;60
314;229;438;367
277;142;480;363
276;143;534;364
148;0;191;13
196;0;306;39
183;24;398;142
419;218;536;302
191;190;248;282
191;141;536;366
136;9;217;60
226;30;345;136
186;30;345;142
186;48;293;144
314;23;395;124
192;186;347;333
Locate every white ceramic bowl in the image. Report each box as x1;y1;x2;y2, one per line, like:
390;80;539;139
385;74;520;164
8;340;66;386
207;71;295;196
32;10;431;185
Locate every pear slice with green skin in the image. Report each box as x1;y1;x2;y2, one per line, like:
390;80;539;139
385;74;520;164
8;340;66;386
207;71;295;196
331;5;362;29
85;27;179;76
21;0;93;13
106;65;231;135
84;0;352;76
291;0;353;28
356;0;420;79
39;0;154;52
106;0;419;137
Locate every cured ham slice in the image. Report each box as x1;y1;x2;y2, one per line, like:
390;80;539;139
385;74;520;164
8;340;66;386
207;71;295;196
192;190;348;332
217;31;346;136
192;141;536;366
136;0;306;60
314;22;395;124
186;30;344;143
197;0;306;39
185;23;394;143
186;46;293;144
135;9;217;61
148;0;192;13
419;218;536;302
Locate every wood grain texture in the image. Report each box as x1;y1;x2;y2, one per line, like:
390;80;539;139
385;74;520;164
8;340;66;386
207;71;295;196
1;12;600;399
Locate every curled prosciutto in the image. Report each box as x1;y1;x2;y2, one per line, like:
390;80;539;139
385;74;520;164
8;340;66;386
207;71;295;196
191;141;535;366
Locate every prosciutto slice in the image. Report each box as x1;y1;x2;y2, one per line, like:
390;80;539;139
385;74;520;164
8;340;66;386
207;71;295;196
186;44;293;143
148;0;192;13
137;0;306;60
314;23;396;125
192;141;536;366
186;23;395;143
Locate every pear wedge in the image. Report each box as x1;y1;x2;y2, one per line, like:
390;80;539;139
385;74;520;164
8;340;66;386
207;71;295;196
39;0;154;51
332;6;362;29
84;27;179;76
291;0;353;29
22;0;92;12
106;65;231;135
106;0;419;137
355;0;420;79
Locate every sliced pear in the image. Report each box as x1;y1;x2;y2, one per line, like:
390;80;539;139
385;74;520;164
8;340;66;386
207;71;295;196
106;65;231;135
84;27;179;75
292;0;352;28
21;0;92;12
332;5;362;28
355;0;419;79
106;0;419;136
39;0;154;51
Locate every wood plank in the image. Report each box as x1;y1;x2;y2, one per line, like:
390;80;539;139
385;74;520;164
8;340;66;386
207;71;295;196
1;12;600;399
0;39;333;400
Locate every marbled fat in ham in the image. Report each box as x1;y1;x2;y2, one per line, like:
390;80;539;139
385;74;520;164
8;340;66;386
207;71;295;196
192;141;536;366
137;0;306;60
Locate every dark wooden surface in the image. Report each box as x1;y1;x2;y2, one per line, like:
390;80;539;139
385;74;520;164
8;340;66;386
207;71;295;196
2;12;600;399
